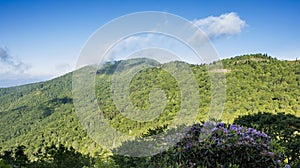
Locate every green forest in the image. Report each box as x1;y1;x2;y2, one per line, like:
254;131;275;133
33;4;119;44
0;54;299;167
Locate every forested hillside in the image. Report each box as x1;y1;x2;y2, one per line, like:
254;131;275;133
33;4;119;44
0;54;299;167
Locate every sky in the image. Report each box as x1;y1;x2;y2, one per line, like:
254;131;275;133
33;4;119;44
0;0;300;87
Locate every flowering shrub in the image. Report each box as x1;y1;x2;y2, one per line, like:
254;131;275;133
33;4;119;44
148;122;288;168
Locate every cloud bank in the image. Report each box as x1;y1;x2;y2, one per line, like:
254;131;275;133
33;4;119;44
0;47;35;87
0;47;29;75
193;12;246;38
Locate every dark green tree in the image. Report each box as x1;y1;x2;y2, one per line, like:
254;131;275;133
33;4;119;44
32;144;93;168
14;146;29;168
234;112;300;167
0;145;28;168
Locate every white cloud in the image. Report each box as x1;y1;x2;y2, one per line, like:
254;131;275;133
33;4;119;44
0;47;45;87
0;47;29;76
108;12;246;63
193;12;246;38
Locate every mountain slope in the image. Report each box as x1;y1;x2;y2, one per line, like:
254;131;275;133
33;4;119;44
0;54;299;158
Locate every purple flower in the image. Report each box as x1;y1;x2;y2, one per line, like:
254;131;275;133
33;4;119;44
230;124;243;132
211;127;217;132
216;122;225;128
247;128;253;131
261;132;268;138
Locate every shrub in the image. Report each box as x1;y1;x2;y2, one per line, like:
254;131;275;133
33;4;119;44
147;122;287;167
151;123;284;167
234;112;300;167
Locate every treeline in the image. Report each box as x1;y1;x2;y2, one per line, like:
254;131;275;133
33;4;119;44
0;144;93;168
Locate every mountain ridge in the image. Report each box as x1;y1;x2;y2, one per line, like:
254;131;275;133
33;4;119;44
0;53;299;159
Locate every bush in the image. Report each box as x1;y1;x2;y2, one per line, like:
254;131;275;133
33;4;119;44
114;122;289;167
234;112;300;167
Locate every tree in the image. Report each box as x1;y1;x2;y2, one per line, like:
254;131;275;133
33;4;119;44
234;112;300;167
32;144;93;168
0;145;28;168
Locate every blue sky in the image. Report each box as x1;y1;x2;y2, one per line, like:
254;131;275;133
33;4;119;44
0;0;300;87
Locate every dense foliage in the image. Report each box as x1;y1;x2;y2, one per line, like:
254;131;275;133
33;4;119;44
112;122;290;168
0;54;299;167
234;112;300;167
0;144;94;168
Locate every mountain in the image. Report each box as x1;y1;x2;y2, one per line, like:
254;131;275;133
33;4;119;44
0;53;299;160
